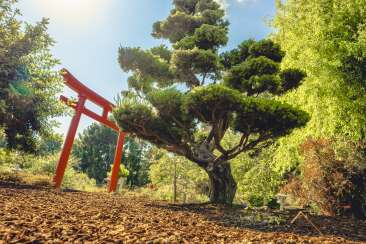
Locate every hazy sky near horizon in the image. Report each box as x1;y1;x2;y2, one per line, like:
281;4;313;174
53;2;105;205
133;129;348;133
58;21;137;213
16;0;276;137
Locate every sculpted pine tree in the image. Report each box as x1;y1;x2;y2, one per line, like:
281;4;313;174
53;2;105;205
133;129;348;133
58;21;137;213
114;0;309;204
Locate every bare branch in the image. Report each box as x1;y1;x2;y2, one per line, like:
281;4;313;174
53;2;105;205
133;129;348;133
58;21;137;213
213;122;228;155
227;133;249;155
201;72;207;86
205;127;215;144
227;133;273;160
217;115;229;140
192;107;207;123
184;72;200;88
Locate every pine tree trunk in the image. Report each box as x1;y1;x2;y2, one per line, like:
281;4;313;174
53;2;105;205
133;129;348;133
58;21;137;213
206;162;237;204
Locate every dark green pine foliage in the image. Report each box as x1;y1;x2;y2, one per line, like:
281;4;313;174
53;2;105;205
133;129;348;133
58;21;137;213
73;123;149;186
122;138;150;187
114;0;309;204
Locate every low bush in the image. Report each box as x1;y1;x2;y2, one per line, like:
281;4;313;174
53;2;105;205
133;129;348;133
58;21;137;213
0;149;99;192
281;138;366;219
0;171;51;187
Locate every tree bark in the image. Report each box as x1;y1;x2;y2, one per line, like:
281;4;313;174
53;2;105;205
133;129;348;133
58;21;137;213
191;143;237;204
206;162;237;204
173;160;177;203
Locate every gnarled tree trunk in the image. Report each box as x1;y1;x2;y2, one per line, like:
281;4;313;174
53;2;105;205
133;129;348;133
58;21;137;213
192;143;237;204
206;162;237;204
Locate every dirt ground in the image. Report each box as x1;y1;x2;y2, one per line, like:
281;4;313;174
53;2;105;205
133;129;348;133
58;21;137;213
0;182;365;243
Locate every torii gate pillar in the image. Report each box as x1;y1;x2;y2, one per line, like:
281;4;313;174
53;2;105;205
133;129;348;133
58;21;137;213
54;95;86;190
54;69;126;193
108;132;126;193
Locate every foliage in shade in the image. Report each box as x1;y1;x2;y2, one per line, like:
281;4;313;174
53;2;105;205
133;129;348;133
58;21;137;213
113;0;308;204
0;0;64;152
281;138;366;219
0;127;7;148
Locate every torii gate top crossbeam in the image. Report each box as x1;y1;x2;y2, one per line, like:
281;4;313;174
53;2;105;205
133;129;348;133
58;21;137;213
62;68;115;110
60;69;119;131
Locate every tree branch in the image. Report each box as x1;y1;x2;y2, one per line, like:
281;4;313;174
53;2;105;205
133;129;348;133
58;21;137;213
201;72;207;86
184;72;200;88
213;122;228;155
227;133;249;155
227;133;273;160
170;116;195;143
217;115;229;140
205;127;215;144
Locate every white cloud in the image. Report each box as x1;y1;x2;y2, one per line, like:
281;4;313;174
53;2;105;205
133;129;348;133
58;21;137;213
216;0;259;8
238;0;259;3
215;0;229;11
214;0;259;16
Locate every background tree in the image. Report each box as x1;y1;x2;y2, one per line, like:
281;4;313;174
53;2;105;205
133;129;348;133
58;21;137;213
268;0;366;218
36;133;63;156
0;0;64;152
271;0;366;172
122;137;150;187
149;148;209;203
113;0;309;204
73;123;150;186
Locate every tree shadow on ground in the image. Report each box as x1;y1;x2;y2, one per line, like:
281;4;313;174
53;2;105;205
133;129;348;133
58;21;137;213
146;202;366;243
0;181;82;192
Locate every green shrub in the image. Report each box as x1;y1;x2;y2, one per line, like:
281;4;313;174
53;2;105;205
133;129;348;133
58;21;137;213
0;149;99;192
0;127;6;148
234;160;282;207
0;149;20;169
0;171;51;187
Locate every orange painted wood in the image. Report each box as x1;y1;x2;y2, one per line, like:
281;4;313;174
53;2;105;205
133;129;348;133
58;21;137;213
61;69;115;110
109;132;127;193
54;95;86;190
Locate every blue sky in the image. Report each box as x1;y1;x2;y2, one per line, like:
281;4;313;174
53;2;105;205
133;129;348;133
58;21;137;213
16;0;276;137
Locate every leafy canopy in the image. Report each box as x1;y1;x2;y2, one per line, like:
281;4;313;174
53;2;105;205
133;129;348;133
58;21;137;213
113;0;309;169
0;0;64;152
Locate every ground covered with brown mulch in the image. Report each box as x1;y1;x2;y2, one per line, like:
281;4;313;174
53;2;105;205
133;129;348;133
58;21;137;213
0;183;365;243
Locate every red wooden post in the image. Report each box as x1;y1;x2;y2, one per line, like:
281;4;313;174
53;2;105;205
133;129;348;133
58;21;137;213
108;132;126;193
54;95;86;191
56;69;130;192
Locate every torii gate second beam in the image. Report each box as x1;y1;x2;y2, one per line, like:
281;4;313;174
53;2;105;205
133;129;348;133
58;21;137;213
54;69;126;193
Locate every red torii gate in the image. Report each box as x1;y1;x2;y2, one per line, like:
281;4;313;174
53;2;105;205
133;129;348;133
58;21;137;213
54;69;126;193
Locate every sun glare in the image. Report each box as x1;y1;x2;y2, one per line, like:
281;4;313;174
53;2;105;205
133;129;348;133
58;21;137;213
55;0;85;10
32;0;105;25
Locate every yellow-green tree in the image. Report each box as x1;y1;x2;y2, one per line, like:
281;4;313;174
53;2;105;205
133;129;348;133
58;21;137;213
272;0;366;172
149;148;208;203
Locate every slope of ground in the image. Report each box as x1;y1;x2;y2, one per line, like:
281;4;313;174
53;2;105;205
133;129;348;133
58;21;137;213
0;182;365;243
